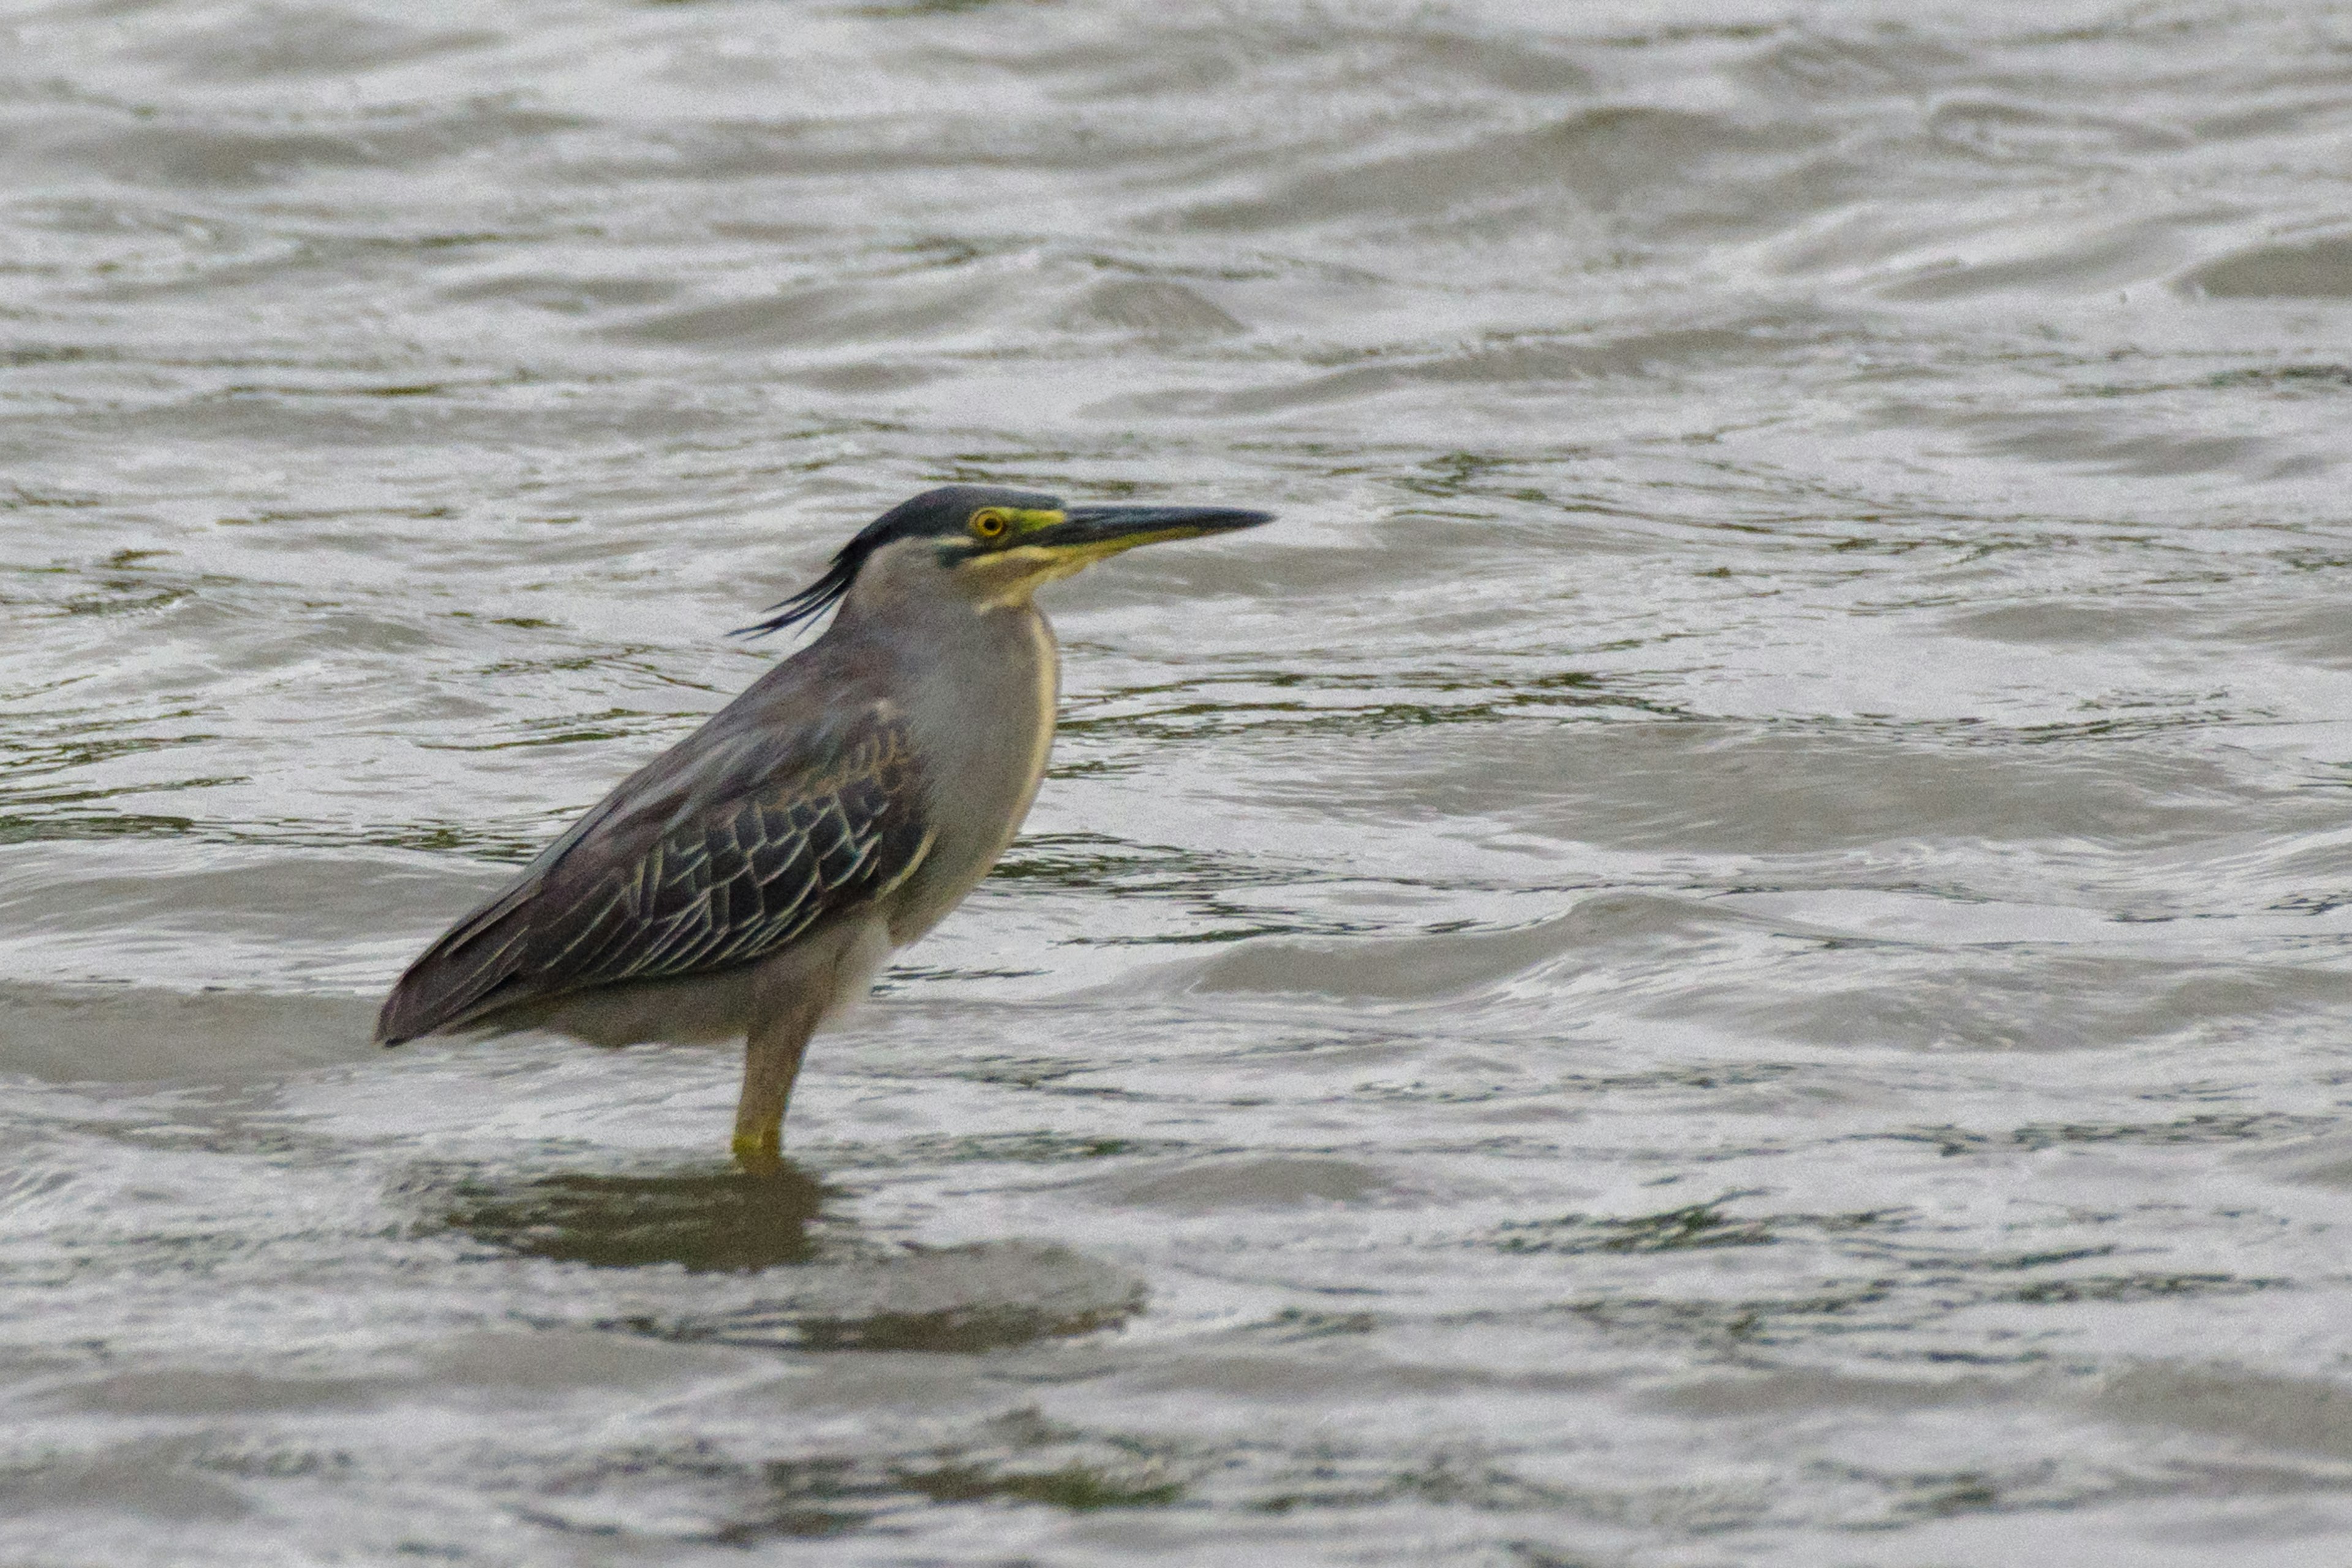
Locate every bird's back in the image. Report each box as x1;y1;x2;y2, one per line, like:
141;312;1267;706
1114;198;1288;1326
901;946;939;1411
375;636;932;1044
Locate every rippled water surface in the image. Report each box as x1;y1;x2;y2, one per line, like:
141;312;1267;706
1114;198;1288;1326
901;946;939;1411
9;0;2352;1561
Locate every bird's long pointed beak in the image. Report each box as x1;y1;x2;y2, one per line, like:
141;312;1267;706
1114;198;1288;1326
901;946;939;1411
1025;504;1273;556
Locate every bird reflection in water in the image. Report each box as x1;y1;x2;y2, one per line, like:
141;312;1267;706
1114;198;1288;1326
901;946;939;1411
425;1160;1147;1352
435;1161;831;1271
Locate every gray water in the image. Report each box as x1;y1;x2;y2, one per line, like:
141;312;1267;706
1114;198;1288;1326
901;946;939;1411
6;0;2352;1561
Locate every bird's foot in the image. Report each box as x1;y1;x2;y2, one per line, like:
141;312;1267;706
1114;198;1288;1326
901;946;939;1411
731;1128;783;1175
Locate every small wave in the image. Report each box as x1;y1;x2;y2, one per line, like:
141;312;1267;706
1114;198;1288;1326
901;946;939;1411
0;981;375;1083
609;276;1016;351
1177;894;1738;1003
1173;105;1819;234
22;100;584;190
2179;233;2352;298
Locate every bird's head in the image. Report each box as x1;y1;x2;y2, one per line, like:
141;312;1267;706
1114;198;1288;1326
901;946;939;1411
739;484;1272;638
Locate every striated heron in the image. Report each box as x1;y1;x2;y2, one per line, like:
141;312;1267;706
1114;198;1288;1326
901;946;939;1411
376;486;1272;1167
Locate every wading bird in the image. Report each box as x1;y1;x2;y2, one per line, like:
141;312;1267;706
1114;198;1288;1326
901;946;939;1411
376;486;1271;1167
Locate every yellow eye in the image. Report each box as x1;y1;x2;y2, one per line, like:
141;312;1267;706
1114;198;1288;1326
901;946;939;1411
970;509;1009;540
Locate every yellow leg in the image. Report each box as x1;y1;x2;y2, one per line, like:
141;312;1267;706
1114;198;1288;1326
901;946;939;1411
731;1127;782;1172
731;999;816;1172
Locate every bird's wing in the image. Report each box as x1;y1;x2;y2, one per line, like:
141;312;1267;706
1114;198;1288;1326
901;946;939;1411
375;695;931;1044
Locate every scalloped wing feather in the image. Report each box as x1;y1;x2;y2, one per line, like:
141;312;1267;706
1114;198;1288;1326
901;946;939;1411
375;692;929;1045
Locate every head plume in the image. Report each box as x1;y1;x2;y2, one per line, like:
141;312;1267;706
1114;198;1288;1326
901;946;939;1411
733;484;1065;639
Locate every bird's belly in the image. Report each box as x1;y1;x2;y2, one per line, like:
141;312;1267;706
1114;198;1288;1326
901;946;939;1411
477;968;761;1047
886;844;997;946
462;917;895;1048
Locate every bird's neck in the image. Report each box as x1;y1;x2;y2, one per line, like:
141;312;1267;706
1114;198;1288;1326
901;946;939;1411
827;577;1061;942
827;541;1062;811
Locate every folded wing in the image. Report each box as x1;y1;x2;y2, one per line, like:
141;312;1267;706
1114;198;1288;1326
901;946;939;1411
376;698;930;1044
